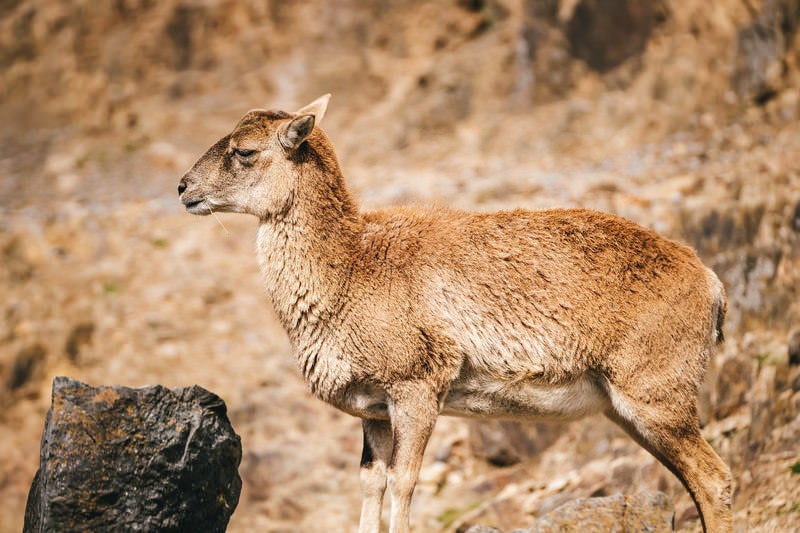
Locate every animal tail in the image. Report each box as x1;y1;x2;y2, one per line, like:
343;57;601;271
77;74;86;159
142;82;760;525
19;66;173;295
710;271;727;345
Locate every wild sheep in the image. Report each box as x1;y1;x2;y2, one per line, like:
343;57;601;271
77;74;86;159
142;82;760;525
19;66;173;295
178;94;732;533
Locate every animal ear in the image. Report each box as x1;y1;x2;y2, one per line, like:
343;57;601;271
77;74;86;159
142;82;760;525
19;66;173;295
293;93;331;124
278;94;331;150
279;115;315;150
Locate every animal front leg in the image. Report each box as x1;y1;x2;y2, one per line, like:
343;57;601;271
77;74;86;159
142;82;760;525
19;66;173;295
386;383;439;533
359;419;392;533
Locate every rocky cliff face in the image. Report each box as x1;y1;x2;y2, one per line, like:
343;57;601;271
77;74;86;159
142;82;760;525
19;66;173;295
1;1;799;531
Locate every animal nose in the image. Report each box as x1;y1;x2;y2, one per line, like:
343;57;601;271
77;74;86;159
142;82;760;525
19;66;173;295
178;180;187;196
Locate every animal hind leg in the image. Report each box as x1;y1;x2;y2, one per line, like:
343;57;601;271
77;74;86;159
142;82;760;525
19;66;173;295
605;392;732;533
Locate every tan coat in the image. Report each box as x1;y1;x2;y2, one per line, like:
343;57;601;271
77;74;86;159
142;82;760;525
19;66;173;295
179;95;731;533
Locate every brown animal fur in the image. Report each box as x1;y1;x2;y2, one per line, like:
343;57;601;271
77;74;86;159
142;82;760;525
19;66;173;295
179;95;732;533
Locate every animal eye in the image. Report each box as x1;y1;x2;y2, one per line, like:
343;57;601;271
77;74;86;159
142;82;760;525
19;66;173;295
233;148;257;158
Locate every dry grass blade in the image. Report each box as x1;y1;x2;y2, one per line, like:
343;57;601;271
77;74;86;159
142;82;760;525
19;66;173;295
209;205;230;235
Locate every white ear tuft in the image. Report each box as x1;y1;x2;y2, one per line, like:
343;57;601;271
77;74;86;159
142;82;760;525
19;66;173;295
294;94;331;124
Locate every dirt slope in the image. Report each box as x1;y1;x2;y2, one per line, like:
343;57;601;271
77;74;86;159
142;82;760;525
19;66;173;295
1;1;799;531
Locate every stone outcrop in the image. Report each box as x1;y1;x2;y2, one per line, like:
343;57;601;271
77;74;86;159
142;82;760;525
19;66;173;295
463;492;674;533
24;377;242;533
529;492;673;532
468;420;563;467
565;0;659;72
2;1;800;530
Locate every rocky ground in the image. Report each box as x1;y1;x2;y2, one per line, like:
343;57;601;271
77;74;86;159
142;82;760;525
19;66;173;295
2;1;800;532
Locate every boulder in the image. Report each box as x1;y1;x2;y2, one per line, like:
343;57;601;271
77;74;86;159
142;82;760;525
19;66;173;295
565;0;657;72
469;420;563;467
24;377;242;533
788;328;800;366
463;492;674;532
529;492;674;532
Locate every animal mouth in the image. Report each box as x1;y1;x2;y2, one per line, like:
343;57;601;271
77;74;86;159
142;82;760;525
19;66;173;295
183;198;211;215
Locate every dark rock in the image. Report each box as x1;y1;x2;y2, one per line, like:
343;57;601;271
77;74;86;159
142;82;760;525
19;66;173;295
469;420;563;467
712;245;787;332
565;0;657;72
776;361;793;392
165;4;196;71
680;204;765;257
731;0;799;103
64;322;95;363
6;343;46;392
24;376;242;533
528;492;674;532
791;200;800;233
732;18;784;103
788;329;800;366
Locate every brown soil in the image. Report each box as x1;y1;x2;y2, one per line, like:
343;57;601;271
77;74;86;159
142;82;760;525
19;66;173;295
2;1;799;531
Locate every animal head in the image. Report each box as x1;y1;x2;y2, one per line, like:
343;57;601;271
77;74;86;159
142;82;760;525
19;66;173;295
178;94;331;218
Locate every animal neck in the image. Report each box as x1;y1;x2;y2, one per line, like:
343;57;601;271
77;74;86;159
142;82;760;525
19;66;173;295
256;135;362;343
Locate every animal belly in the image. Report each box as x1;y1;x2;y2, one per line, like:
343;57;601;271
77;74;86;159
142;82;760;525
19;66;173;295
441;374;609;421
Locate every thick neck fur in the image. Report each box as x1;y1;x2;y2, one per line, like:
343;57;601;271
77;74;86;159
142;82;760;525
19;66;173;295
256;130;362;348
